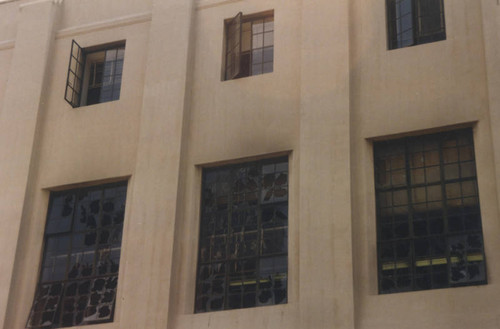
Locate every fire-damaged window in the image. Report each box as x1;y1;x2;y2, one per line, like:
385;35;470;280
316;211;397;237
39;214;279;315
195;156;288;313
223;10;274;80
26;181;128;328
374;129;487;294
65;40;125;108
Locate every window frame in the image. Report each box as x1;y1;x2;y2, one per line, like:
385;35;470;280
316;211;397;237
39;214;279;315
194;156;289;313
64;40;126;108
373;128;487;294
223;10;274;81
386;0;446;50
26;181;128;328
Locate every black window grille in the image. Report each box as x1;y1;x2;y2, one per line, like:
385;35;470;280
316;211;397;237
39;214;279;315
195;157;288;313
26;181;128;328
224;11;274;80
374;129;487;294
65;40;125;108
386;0;446;50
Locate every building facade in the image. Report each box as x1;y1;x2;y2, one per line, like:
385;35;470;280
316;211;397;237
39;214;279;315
0;0;499;328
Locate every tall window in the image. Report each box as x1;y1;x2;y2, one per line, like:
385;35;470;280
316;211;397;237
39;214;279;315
27;182;128;328
374;129;487;294
65;40;125;108
224;11;274;80
386;0;446;50
195;157;288;312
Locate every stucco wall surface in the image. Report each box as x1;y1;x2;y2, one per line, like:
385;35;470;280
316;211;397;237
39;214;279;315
0;0;499;329
350;1;500;329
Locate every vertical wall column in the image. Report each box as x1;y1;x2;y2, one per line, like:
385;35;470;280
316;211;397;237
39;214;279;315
298;0;355;328
0;1;60;327
118;0;194;328
480;2;500;215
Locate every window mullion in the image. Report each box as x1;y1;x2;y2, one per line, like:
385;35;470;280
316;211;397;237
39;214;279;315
404;138;417;291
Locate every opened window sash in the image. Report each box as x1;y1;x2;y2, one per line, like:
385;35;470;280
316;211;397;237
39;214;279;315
225;12;243;80
64;40;84;108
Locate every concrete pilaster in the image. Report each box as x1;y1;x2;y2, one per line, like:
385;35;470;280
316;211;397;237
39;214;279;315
0;1;60;326
118;0;195;328
298;0;355;328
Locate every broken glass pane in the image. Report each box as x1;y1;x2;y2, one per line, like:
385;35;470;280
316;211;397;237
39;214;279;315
196;157;288;313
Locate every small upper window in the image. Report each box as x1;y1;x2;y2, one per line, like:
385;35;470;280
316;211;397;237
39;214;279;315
386;0;446;50
65;40;125;108
224;11;274;81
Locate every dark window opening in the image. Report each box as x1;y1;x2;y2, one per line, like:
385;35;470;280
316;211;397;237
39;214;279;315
195;157;288;313
386;0;445;50
224;11;274;81
65;40;125;108
26;181;128;328
374;129;487;294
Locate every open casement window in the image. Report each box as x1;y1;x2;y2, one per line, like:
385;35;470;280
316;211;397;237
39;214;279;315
64;40;84;108
374;129;487;294
64;40;125;108
195;156;288;313
26;182;128;328
386;0;445;50
225;12;242;80
224;11;274;80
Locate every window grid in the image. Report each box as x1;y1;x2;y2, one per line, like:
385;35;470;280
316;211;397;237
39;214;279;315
27;182;127;328
64;40;84;108
64;41;125;108
195;157;288;313
247;16;274;76
387;0;446;50
224;12;274;80
86;46;125;106
374;129;487;294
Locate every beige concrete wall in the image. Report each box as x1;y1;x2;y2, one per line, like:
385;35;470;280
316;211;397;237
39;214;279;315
0;1;150;328
0;49;12;115
58;0;152;31
350;1;500;328
169;1;302;328
0;1;61;326
0;0;499;328
0;1;19;41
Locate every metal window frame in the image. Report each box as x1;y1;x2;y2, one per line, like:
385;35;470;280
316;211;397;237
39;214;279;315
374;129;487;294
224;10;274;80
64;40;84;108
26;181;128;328
64;40;125;108
386;0;446;50
194;156;289;313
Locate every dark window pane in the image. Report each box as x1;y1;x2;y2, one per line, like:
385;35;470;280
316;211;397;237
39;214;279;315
387;0;445;50
374;129;486;294
195;157;288;313
225;12;273;80
28;182;128;328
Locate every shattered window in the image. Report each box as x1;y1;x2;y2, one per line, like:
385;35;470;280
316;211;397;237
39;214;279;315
374;129;487;294
27;182;128;328
195;157;288;313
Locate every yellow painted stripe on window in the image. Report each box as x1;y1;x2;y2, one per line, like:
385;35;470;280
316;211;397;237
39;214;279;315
229;274;287;287
467;254;484;262
431;258;447;265
382;262;409;270
383;254;483;271
415;259;431;267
